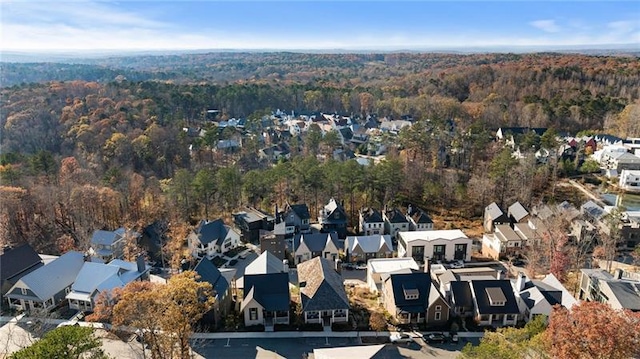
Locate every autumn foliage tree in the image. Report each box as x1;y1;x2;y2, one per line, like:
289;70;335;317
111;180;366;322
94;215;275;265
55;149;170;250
545;301;640;359
90;271;215;359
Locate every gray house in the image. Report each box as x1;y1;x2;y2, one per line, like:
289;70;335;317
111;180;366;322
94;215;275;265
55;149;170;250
280;203;311;234
297;257;349;326
1;244;43;298
5;251;85;312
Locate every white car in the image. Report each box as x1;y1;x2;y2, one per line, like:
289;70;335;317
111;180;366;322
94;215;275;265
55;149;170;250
390;332;413;344
450;260;465;269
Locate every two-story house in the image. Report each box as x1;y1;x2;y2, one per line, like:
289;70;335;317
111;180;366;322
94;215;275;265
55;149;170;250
66;256;150;312
578;269;640;311
297;257;349;326
6;251;85;312
241;272;290;330
397;230;471;264
188;219;240;259
381;271;449;326
344;235;393;263
512;272;577;322
406;205;434;231
280;203;311;234
0;244;43;298
193;258;235;328
508;202;530;224
469;280;520;326
89;227;136;262
384;207;411;239
359;208;384;236
318;198;348;238
484;202;509;233
366;257;419;293
233;207;275;243
293;232;340;264
481;224;523;260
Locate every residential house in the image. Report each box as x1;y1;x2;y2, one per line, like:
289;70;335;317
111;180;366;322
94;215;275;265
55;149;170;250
406;205;434;231
188;219;241;259
484;202;509;233
512;272;577;321
293;232;340;264
280;203;311;234
470;280;520;326
233;207;275;243
241;272;290;329
508;202;530;224
0;244;43;297
436;267;501;301
601;151;640;172
344;235;392;263
384;207;411;239
66;256;150;312
260;233;287;261
337;127;354;146
381;271;449;326
481;224;524;260
594;134;624;148
297;257;349;325
578;269;640;311
397;230;472;264
359;208;384;236
90;227;136;262
513;223;542;247
619;169;640;193
193;258;235;327
366;257;419;293
259;143;291;162
318;198;348;238
237;251;288;290
5;251;85;312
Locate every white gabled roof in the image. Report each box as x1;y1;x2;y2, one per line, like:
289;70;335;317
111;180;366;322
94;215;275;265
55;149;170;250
346;235;392;253
244;251;284;276
398;229;468;243
368;257;419;274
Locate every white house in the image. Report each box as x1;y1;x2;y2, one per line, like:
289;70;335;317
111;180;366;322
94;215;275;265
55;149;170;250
187;219;240;259
344;235;393;263
397;230;472;264
481;224;523;260
619;169;640;193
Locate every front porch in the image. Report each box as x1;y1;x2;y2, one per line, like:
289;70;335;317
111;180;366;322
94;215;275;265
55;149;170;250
477;313;519;327
396;310;425;325
304;309;349;324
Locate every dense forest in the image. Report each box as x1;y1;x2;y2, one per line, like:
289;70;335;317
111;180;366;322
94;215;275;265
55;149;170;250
1;52;639;262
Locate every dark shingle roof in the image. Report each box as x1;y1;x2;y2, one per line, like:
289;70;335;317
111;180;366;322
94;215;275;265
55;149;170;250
195;219;229;246
243;273;290;311
194;258;229;299
451;281;474;308
0;244;43;281
298;257;349;311
606;282;640;311
385;208;408;223
287;203;311;220
386;271;431;313
361;208;383;223
408;207;433;224
471;280;520;315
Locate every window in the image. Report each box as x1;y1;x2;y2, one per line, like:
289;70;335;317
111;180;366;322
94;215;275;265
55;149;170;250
435;305;442;311
435;312;441;321
21;288;27;295
249;308;258;321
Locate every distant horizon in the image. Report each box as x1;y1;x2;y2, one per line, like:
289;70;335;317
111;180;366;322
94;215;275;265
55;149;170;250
2;1;638;54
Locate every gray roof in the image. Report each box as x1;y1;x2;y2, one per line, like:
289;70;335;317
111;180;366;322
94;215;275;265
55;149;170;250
12;251;85;300
242;272;290;312
604;281;640;311
345;235;392;254
408;207;433;224
91;228;125;246
194;258;229;299
495;224;521;242
485;202;506;221
194;219;229;246
71;262;121;294
508;202;529;222
244;251;285;276
298;257;349;311
294;232;340;253
233;207;274;224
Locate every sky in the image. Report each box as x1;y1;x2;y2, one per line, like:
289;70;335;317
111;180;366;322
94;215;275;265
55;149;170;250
1;1;639;52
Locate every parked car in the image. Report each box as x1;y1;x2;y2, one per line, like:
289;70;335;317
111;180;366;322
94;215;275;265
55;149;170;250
512;259;526;267
390;332;413;344
425;333;447;343
341;263;355;270
355;262;367;270
450;260;465;269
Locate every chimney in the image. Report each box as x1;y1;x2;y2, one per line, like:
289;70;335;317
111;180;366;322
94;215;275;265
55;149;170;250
136;254;146;273
335;258;342;274
496;269;503;280
424;257;430;273
283;259;289;273
408;204;413;216
274;203;280;224
516;272;526;291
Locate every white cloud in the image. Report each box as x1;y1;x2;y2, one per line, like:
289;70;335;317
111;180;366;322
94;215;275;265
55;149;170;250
530;19;561;33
